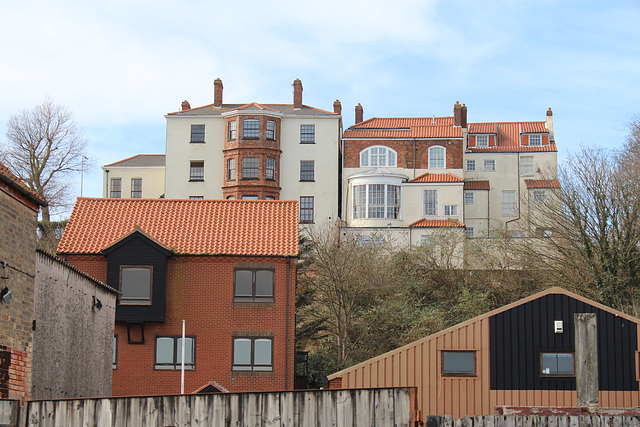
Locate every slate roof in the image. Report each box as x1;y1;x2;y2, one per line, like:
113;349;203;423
104;154;166;168
57;198;299;256
409;218;465;228
410;173;464;183
525;179;561;189
464;180;491;190
167;103;337;117
0;160;46;206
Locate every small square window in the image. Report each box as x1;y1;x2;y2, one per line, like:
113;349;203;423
234;267;274;302
242;158;259;179
444;205;458;216
533;189;546;203
300;125;315;143
243;120;260;138
300;161;314;181
529;135;542;146
442;351;476;375
541;352;574;376
120;266;152;305
476;135;489;147
110;178;122;198
466;160;476;171
464;192;474;205
267;121;276;140
190;161;204;181
484;160;496;172
155;336;195;370
190;124;205;143
233;337;273;371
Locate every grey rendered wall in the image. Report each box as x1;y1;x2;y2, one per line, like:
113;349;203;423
31;252;116;399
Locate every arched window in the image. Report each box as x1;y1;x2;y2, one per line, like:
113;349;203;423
359;146;397;167
428;146;446;169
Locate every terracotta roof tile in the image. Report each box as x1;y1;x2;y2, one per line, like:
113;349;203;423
468;122;557;153
409;218;465;228
344;126;462;139
57;198;299;256
0;160;46;205
525;179;561;189
464;180;491;190
410;173;464;183
352;117;455;128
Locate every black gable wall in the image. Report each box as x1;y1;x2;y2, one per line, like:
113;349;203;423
105;235;169;323
490;294;638;391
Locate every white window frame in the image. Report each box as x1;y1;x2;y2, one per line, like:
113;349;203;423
359;146;397;168
228;120;237;140
352;184;401;220
464;192;474;205
533;189;546;203
300;125;315;143
243;119;260;138
529;134;542;146
466;160;476;171
155;336;195;370
484;159;496;172
266;120;276;140
428;146;446;169
444;204;458;217
423;189;439;217
476;135;489;147
520;156;534;175
131;178;142;198
502;190;517;216
465;227;474;239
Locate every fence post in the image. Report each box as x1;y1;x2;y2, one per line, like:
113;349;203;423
574;313;599;408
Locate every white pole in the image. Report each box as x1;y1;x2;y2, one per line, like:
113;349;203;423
181;319;185;394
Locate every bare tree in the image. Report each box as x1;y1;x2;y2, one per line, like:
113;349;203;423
1;97;89;222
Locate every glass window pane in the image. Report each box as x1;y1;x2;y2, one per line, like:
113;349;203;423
233;339;252;365
235;270;253;296
121;267;151;300
443;351;475;374
255;270;274;297
156;337;174;364
176;338;194;364
254;339;272;366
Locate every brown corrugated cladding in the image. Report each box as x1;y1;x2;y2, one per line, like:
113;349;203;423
335;288;640;418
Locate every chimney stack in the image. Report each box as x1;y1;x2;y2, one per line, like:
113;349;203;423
293;79;303;109
333;99;342;115
355;103;363;124
546;108;554;141
214;78;223;108
181;100;191;111
453;101;462;127
461;103;467;129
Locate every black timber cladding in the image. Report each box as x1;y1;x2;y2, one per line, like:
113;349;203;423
490;293;638;391
103;232;171;323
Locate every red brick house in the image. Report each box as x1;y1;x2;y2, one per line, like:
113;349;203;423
57;198;298;396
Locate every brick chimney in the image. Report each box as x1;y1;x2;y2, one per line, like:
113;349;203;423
355;103;363;124
546;108;554;141
461;103;468;129
293;79;303;109
214;78;223;108
181;100;191;111
333;100;342;115
453;101;462;127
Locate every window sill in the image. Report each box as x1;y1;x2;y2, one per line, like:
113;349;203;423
232;370;274;377
266;178;276;182
241;178;258;180
190;141;205;144
233;302;275;308
299;180;315;182
243;137;259;140
441;373;477;377
300;142;315;144
189;179;205;182
267;138;276;141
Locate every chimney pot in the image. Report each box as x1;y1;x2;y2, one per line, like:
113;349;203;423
181;100;191;111
214;78;223;108
355;103;363;124
547;108;553;116
293;79;303;109
333;99;342;115
546;108;554;140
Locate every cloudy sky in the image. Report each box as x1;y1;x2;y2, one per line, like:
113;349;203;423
2;0;639;212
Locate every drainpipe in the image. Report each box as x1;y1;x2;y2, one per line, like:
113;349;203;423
413;139;417;179
505;153;522;229
105;169;110;197
285;256;291;389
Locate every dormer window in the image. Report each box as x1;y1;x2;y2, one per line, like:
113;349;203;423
476;135;489;147
360;146;397;167
120;266;152;305
529;134;542;146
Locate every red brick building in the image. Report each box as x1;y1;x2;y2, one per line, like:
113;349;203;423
0;160;45;401
57;198;298;396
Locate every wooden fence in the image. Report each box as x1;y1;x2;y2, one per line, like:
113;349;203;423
426;415;640;427
15;387;416;426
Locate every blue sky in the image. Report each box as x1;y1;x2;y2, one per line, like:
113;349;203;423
2;0;639;215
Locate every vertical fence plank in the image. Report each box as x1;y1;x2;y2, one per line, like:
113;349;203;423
261;392;281;426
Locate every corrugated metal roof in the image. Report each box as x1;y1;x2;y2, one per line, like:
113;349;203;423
58;198;299;256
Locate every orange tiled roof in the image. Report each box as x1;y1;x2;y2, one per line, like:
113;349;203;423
468;122;557;153
525;179;561;189
409;218;465;228
0;160;46;205
57;198;299;256
344;117;462;139
464;180;491;190
410;173;464;183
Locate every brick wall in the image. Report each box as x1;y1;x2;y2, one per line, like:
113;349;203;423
344;139;463;170
67;254;296;396
0;181;39;401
